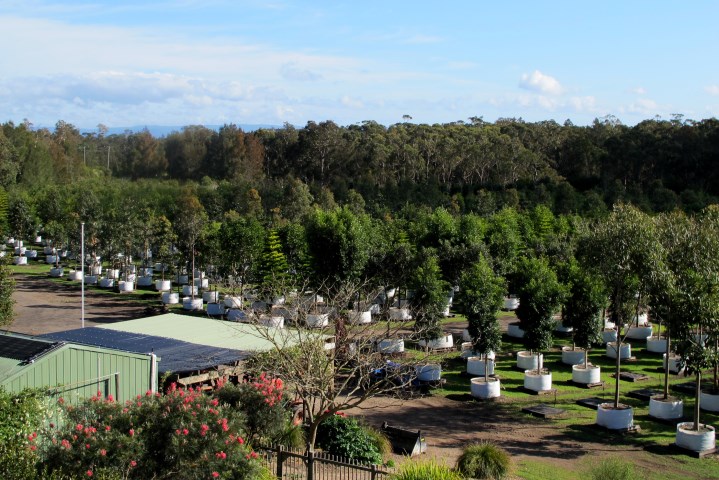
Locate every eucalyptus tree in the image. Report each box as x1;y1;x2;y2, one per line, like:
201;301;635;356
514;256;566;373
409;250;449;344
581;203;665;409
150;215;176;282
671;207;719;430
174;191;209;300
457;256;505;381
562;259;606;368
219;213;265;295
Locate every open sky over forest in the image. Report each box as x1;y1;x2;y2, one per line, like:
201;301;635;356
1;1;718;129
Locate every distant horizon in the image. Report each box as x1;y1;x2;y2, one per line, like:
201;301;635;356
2;1;717;130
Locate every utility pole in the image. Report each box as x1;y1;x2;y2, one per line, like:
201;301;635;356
81;222;85;329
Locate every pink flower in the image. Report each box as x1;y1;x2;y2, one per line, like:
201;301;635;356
100;449;107;456
183;428;189;435
76;424;84;432
211;399;219;406
212;473;219;478
237;437;244;444
128;429;135;437
105;426;111;431
86;470;93;477
107;394;114;402
130;460;137;467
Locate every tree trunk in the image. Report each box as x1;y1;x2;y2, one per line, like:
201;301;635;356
614;328;621;409
484;356;489;383
694;370;702;432
191;247;196;300
663;334;671;400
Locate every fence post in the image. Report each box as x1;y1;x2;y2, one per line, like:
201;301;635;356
307;450;315;480
276;445;283;478
370;464;377;480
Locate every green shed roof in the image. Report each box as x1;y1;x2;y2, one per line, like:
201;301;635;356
95;313;308;352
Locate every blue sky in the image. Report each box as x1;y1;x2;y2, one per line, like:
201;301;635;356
1;1;718;129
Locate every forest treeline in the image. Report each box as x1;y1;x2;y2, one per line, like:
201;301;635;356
1;115;719;217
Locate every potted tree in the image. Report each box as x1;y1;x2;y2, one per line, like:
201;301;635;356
562;261;605;384
411;251;452;351
175;191;207;311
582;204;663;430
514;256;566;393
458;256;505;399
151;215;175;292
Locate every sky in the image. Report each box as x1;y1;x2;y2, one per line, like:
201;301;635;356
1;1;718;130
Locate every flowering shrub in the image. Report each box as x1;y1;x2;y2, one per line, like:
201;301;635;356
0;388;49;480
40;386;269;479
214;373;294;446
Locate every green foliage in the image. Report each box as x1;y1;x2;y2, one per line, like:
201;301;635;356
409;251;449;340
586;457;637;480
315;414;383;465
389;458;462;480
514;256;566;353
0;186;8;235
0;257;15;329
458;256;505;358
0;388;48;480
563;260;606;350
214;374;291;445
259;228;289;295
40;385;266;480
456;442;511;480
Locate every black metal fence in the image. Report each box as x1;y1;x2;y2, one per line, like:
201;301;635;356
258;445;392;480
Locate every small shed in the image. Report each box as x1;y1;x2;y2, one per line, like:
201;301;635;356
0;332;158;404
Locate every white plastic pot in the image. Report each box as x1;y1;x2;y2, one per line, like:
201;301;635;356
462;329;472;342
646;337;668;353
98;278;115;288
507;323;525;338
90;265;102;275
663;354;684;374
14;256;28;265
227;309;248;322
676;423;716;453
349;309;372;325
15;246;26;255
561;347;586;365
84;275;98;285
260;315;285;328
649;395;683;420
182;297;203;311
602;329;618;343
182;285;198;296
107;269;120;279
389;307;411;321
137;276;153;287
376;338;404;354
49;267;64;278
224;296;243;308
467;357;495;376
206;303;226;316
118;281;135;292
700;390;719;412
68;270;83;281
418;333;454;350
524;370;552;392
162;292;179;304
626;324;653;340
155;280;172;292
516;351;542;370
596;403;634;430
194;278;209;289
606;342;631;359
43;246;55;255
26;250;37;258
470;377;501;399
416;364;442;381
503;295;519;310
306;313;329;328
34;236;42;244
554;323;574;334
45;255;57;264
176;274;189;285
572;364;601;384
14;240;23;248
202;291;219;303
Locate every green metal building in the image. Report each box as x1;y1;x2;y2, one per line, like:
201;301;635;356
0;332;158;404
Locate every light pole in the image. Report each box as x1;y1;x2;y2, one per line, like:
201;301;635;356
81;222;85;328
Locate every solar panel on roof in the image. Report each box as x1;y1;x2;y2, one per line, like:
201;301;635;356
40;328;248;374
0;335;57;362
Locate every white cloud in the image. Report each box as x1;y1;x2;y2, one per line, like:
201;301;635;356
341;95;364;108
519;70;563;96
630;87;647;95
280;63;322;82
624;98;659;115
706;85;719;96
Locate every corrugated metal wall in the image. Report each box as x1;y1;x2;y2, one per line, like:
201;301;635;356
2;345;152;405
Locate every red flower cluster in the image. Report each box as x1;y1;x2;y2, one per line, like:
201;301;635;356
251;373;284;407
